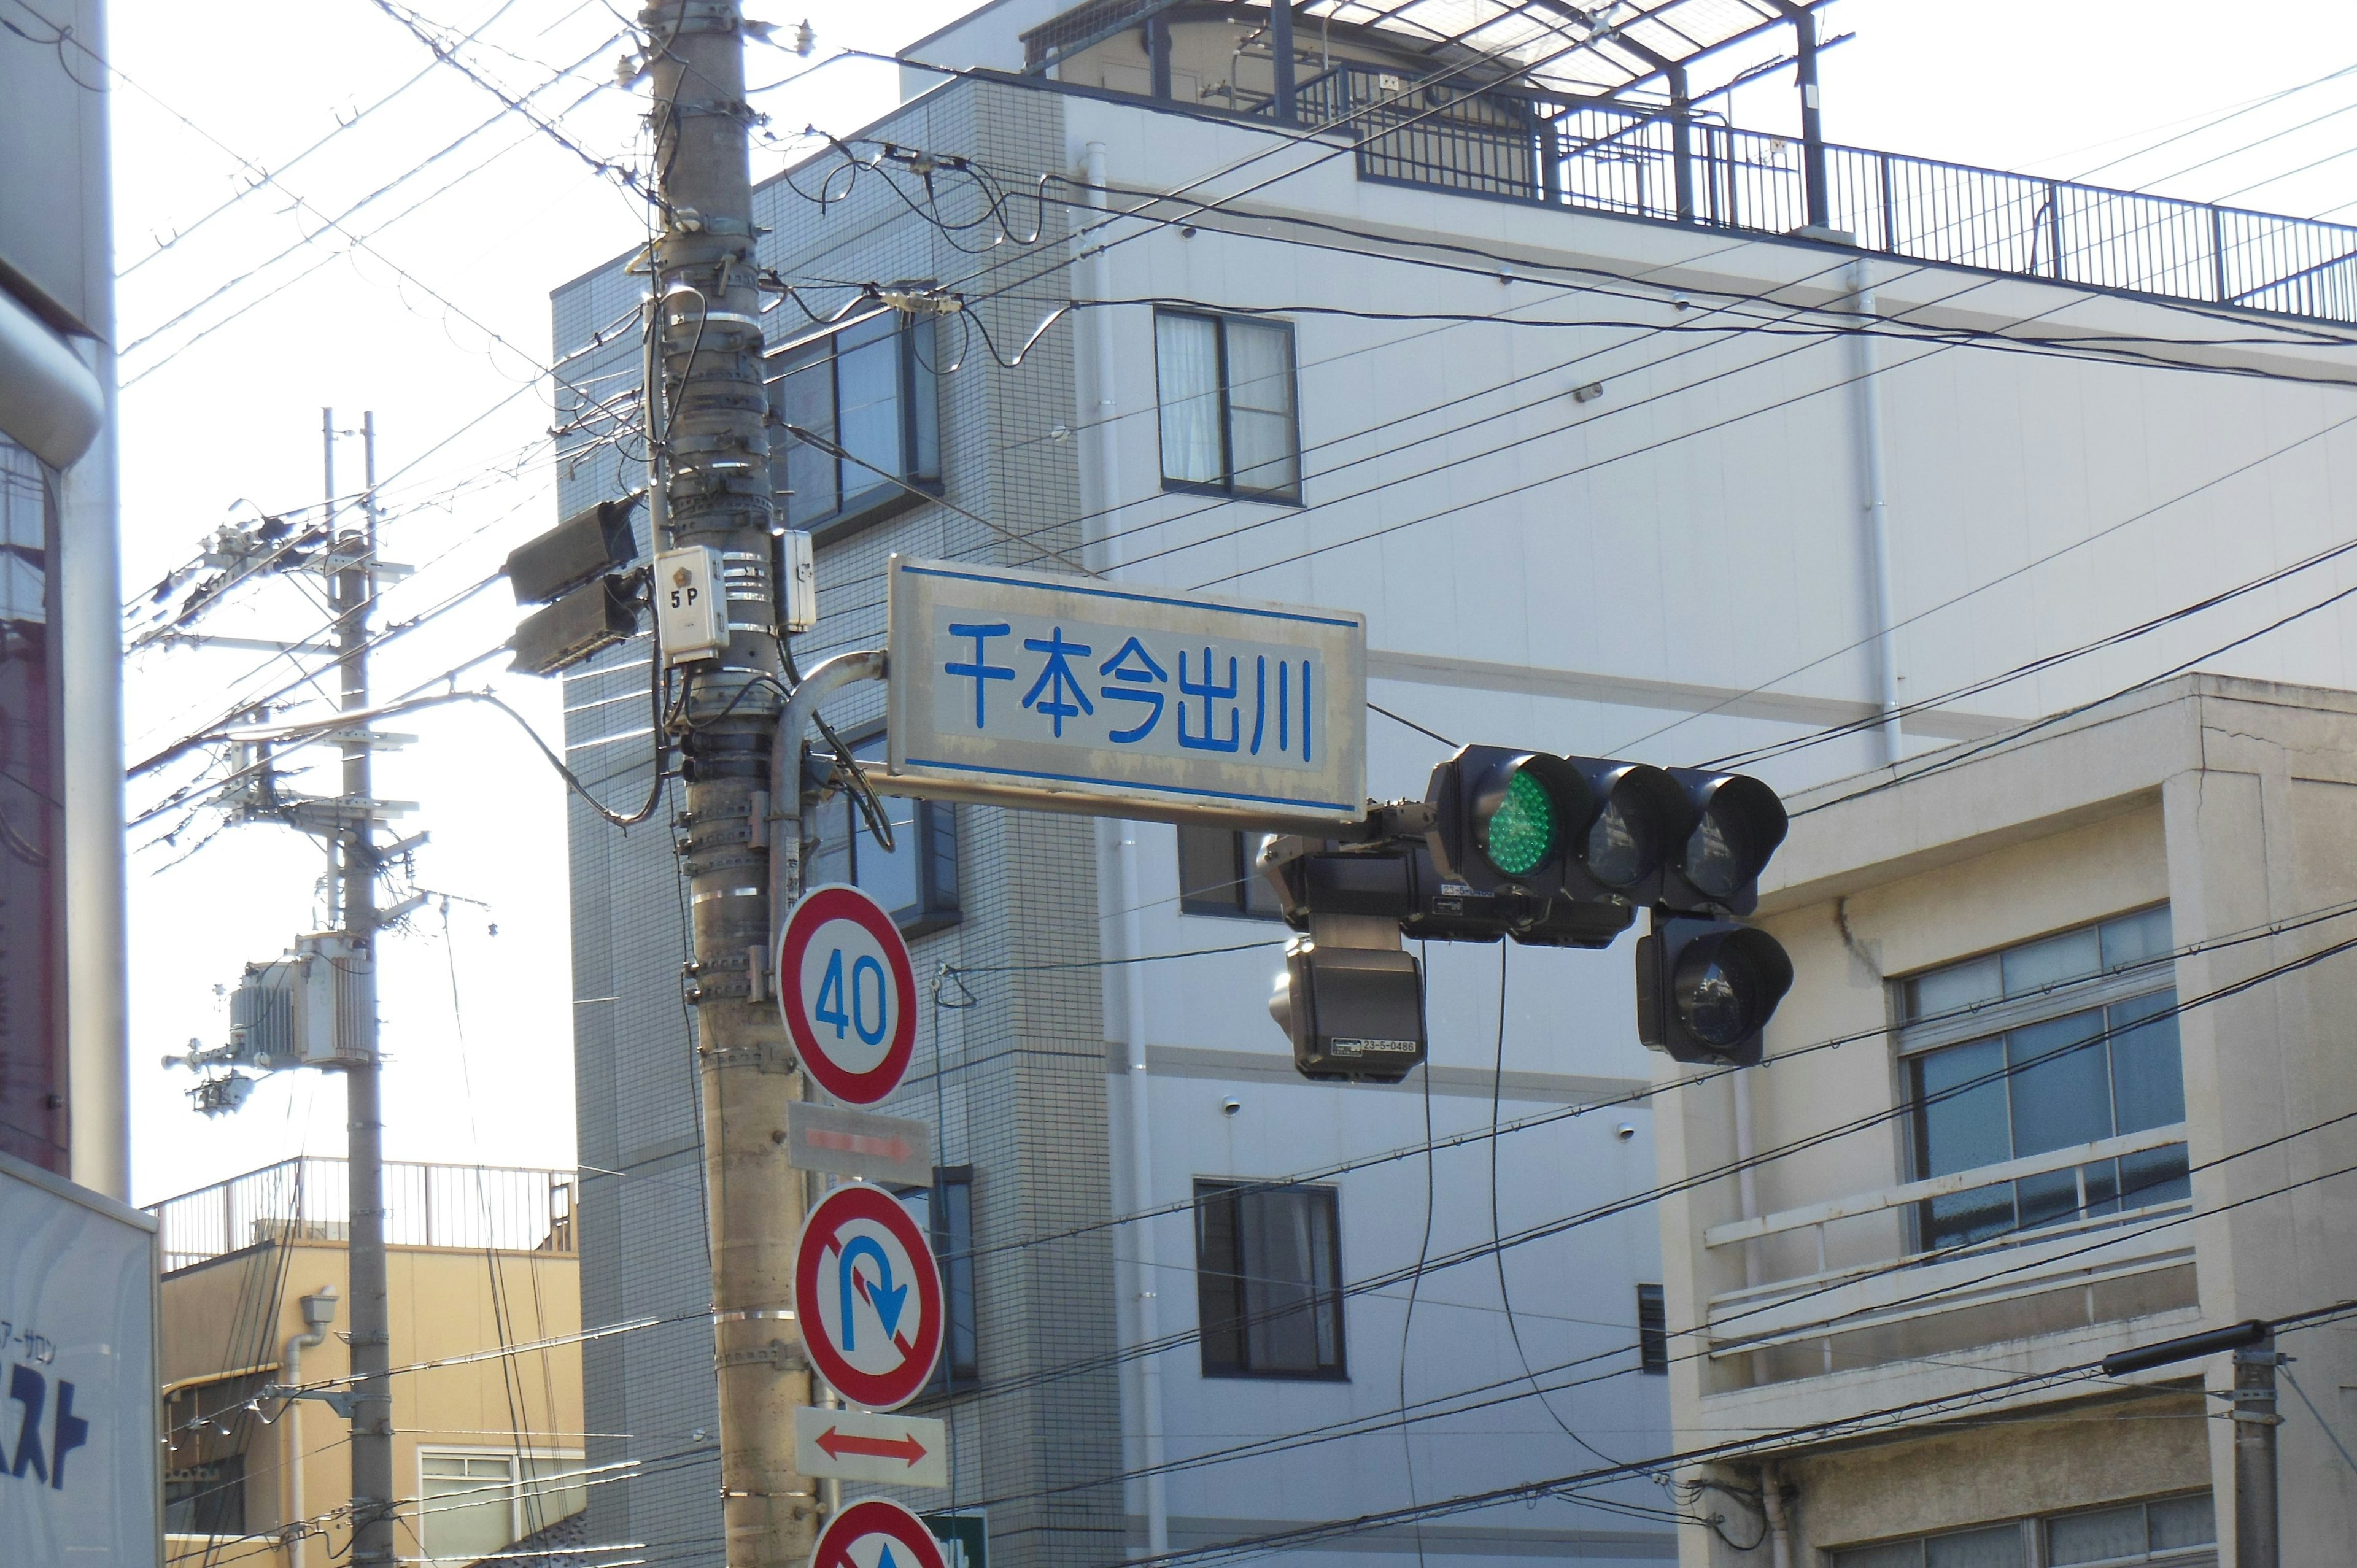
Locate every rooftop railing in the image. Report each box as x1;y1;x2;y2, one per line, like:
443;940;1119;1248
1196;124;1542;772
147;1156;575;1275
1264;63;2357;326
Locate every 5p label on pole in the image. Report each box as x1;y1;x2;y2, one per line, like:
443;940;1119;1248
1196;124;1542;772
778;884;918;1105
795;1183;945;1412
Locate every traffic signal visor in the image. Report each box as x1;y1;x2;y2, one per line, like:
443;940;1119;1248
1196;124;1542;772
1636;916;1794;1067
1661;769;1789;914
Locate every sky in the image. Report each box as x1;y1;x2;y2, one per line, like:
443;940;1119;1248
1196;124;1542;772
107;0;2357;1207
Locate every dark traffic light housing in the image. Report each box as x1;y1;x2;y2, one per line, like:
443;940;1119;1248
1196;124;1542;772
1657;768;1789;916
506;495;648;677
1635;916;1794;1067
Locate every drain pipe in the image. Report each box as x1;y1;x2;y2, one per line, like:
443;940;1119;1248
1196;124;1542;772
1850;257;1903;768
1760;1459;1793;1568
281;1286;341;1555
1085;139;1171;1561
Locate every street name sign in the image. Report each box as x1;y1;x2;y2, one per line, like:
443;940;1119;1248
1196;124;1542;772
795;1404;948;1488
795;1181;944;1411
787;1100;934;1188
886;557;1367;827
812;1499;951;1568
778;884;919;1105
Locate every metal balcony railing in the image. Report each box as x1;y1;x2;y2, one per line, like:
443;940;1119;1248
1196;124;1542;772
1263;63;2357;325
147;1156;576;1274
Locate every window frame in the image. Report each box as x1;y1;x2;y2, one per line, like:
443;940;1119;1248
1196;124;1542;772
765;308;943;541
808;727;961;937
414;1445;589;1559
1193;1176;1349;1382
1892;906;2188;1254
1175;825;1284;921
1635;1283;1668;1375
1152;307;1304;504
1827;1489;2216;1568
895;1165;980;1397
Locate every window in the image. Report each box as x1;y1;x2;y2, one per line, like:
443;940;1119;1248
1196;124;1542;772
1830;1492;2215;1568
897;1167;979;1393
1899;906;2186;1252
420;1453;517;1559
163;1456;243;1535
1195;1178;1346;1379
768;311;940;535
1177;825;1284;919
1635;1283;1668;1374
417;1450;589;1559
809;732;959;936
1155;309;1301;500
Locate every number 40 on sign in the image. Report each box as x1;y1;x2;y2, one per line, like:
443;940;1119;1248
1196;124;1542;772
777;884;920;1105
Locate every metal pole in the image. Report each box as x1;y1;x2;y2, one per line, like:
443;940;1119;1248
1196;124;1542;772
1849;260;1903;767
1666;63;1695;224
2234;1334;2281;1568
336;412;393;1567
644;1;813;1558
1270;0;1297;123
1085;141;1171;1559
1794;11;1829;230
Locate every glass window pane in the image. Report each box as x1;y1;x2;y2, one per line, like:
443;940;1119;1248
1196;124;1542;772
807;791;853;889
937;1177;978;1381
1195;1183;1246;1373
1832;1545;1923;1568
2002;927;2102;997
1177;824;1245;915
2082;1158;2121;1216
519;1454;587;1529
1241;831;1285;918
1908;955;2001;1022
907;317;941;481
2108;990;2186;1134
2015;1168;2083;1232
1924;1524;2025;1568
1225;320;1298;495
1240;1186;1341;1374
2146;1492;2216;1549
2119;1142;2191;1209
849;736;922;922
1156;313;1224;484
1925;1182;2016;1248
2046;1504;2145;1564
773;345;838;527
2101;905;2173;974
837;328;905;512
1915;1038;2011;1176
2007;1010;2113;1156
420;1453;514;1556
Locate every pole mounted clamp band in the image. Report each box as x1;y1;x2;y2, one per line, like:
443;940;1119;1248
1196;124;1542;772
716;1338;808;1373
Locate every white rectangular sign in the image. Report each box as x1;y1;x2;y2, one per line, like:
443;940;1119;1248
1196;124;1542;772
0;1152;160;1564
786;1101;933;1188
886;557;1367;826
795;1404;949;1489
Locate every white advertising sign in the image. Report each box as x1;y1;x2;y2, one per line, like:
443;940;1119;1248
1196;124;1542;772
886;557;1368;827
0;1151;161;1564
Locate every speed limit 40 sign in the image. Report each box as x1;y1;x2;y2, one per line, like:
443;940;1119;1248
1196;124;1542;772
778;884;919;1104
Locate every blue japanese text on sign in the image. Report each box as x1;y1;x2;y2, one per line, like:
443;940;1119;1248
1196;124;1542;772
888;559;1365;824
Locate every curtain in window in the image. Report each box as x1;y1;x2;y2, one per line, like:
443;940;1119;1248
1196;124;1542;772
1239;1187;1341;1374
420;1454;516;1554
1225;319;1299;495
1156;312;1223;484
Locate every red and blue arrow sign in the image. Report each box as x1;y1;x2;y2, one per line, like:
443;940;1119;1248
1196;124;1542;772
811;1499;949;1568
795;1181;943;1412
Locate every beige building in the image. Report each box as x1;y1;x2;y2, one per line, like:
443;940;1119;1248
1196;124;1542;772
150;1156;586;1566
1655;674;2357;1566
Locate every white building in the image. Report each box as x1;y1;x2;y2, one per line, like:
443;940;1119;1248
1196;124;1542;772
551;3;2357;1563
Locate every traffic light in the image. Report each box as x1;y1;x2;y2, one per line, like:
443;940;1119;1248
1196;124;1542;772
506;495;646;677
1635;915;1794;1067
1424;745;1689;906
1268;939;1427;1084
1657;768;1789;916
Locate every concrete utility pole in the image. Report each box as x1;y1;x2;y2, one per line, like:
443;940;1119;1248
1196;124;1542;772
643;3;815;1559
2232;1333;2280;1568
331;409;395;1567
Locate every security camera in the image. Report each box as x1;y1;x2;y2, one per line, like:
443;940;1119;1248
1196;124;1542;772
1616;1122;1637;1142
1221;1097;1242;1118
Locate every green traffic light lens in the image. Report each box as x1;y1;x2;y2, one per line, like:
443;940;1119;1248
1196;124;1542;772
1482;768;1557;878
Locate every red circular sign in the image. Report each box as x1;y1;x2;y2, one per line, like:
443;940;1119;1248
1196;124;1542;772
795;1182;944;1412
812;1499;950;1568
778;884;919;1105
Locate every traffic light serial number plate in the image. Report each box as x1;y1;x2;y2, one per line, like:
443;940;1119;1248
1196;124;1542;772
886;557;1366;826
